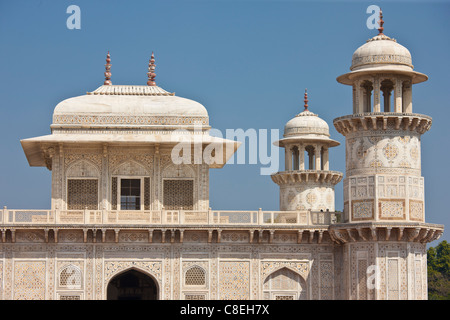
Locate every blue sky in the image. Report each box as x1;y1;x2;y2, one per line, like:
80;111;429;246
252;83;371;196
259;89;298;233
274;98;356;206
0;0;449;245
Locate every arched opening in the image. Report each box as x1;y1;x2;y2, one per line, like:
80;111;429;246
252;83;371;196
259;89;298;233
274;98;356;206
107;269;158;300
380;79;394;112
320;147;325;170
292;146;299;170
305;145;315;170
360;80;373;113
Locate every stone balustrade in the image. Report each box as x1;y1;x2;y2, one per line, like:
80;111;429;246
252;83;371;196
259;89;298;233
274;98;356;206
0;207;340;227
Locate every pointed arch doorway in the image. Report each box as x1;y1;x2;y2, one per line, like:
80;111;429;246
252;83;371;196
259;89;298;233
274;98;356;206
107;269;158;300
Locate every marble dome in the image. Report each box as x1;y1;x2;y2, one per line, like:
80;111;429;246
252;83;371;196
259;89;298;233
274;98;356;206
351;34;413;72
275;92;340;148
337;32;428;85
284;109;330;138
51;85;209;128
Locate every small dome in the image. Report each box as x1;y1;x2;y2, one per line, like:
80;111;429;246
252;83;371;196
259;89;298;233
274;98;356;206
284;110;330;138
275;91;340;147
351;34;413;72
275;110;340;147
337;33;428;85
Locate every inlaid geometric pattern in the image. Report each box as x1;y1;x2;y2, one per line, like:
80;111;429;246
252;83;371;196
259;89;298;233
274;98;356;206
414;253;423;300
185;266;206;286
410;147;419;161
261;261;309;280
379;200;405;220
306;192;317;205
357;259;368;300
53;114;208;126
319;261;333;300
13;261;46;300
144;177;151;210
383;143;399;161
59;295;81;300
104;261;162;285
409;200;424;221
67;179;98;210
219;261;250;300
275;295;294;300
111;177;118;210
163;180;194;210
398;136;410;144
184;294;206;300
387;258;399;300
369;160;382;168
352;200;374;220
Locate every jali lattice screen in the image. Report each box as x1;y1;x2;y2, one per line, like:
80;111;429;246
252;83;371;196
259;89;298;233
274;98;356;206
163;179;194;210
67;179;98;210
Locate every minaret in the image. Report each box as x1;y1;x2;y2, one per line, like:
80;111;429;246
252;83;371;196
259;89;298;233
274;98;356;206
271;89;343;212
330;11;443;300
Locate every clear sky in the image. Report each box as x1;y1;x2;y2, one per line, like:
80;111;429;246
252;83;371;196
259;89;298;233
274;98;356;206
0;0;449;245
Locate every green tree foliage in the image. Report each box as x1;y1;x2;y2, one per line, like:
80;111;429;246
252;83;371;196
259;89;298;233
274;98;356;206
428;240;450;300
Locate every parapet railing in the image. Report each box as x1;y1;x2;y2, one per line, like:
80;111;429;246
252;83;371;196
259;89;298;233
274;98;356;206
0;207;341;226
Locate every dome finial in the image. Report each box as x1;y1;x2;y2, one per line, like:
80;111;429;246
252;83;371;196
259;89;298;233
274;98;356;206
304;88;309;111
104;51;112;85
147;52;156;86
378;9;384;35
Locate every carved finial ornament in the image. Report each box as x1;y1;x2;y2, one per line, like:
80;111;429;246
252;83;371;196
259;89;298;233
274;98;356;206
304;88;309;111
147;52;156;86
378;9;384;35
104;51;112;85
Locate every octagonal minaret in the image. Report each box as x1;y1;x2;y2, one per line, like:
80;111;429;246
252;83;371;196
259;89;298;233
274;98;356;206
330;11;443;300
333;13;433;225
271;90;343;212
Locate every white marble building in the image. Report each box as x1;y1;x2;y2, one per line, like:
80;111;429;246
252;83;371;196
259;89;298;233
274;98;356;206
0;15;444;300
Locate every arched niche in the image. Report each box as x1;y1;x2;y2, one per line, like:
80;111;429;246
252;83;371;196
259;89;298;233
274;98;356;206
66;160;100;210
263;267;308;300
66;159;100;178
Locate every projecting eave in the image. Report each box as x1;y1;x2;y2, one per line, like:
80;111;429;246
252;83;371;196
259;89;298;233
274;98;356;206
336;67;428;85
21;134;241;169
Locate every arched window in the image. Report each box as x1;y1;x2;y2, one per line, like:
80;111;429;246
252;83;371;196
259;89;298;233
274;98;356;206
185;266;206;286
59;264;82;289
